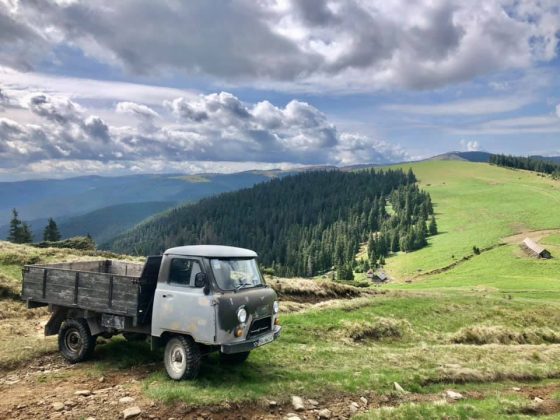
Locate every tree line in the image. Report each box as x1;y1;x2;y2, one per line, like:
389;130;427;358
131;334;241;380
6;209;61;243
490;154;560;178
108;168;437;278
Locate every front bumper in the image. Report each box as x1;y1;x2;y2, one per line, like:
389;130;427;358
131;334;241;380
220;325;281;354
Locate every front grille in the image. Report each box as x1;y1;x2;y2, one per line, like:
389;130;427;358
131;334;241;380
247;316;272;338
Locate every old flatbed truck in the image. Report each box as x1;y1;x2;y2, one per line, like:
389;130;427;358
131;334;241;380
21;245;281;380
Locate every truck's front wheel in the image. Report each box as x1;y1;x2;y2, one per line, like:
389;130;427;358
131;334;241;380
58;319;96;363
164;336;201;380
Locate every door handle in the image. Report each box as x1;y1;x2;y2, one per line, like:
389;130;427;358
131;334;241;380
162;294;173;298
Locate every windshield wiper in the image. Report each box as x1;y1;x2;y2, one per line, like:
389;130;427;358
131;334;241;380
234;282;253;292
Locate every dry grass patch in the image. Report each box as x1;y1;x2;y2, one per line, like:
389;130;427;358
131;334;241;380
343;317;412;342
0;241;142;268
269;277;374;302
451;325;560;345
0;300;48;320
0;315;56;371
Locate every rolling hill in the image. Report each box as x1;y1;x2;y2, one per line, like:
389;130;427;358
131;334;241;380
0;201;177;243
57;201;177;244
0;171;280;227
426;151;492;162
381;160;560;298
106;169;435;276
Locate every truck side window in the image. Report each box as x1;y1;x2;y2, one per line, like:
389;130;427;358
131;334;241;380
169;259;201;287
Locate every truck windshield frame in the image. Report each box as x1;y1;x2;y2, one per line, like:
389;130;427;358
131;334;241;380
209;257;264;291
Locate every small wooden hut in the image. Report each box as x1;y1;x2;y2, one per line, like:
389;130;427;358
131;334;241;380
522;238;551;259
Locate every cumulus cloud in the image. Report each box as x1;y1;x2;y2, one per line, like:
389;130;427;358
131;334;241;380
26;94;83;124
116;102;159;120
0;87;407;176
460;139;480;151
0;0;557;91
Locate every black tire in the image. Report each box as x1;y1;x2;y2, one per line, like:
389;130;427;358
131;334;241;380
58;318;96;363
164;336;201;380
219;351;250;365
122;332;147;342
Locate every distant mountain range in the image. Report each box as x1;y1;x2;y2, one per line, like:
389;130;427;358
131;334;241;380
0;171;285;241
4;151;560;245
427;151;560;165
426;151;492;163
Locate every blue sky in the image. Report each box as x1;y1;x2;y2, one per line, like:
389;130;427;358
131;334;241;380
0;0;559;180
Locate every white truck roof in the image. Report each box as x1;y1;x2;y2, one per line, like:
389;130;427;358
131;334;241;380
164;245;257;258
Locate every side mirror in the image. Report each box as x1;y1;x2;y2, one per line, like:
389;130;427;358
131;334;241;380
194;272;207;288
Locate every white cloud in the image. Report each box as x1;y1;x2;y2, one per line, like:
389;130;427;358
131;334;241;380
0;66;194;106
460;139;480;151
116;102;159;120
453;114;560;135
0;87;407;177
384;96;533;116
0;0;557;92
556;104;560;118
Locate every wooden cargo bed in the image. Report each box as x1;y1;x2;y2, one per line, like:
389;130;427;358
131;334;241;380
22;258;161;322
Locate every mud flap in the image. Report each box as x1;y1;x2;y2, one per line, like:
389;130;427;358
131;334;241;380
44;306;68;336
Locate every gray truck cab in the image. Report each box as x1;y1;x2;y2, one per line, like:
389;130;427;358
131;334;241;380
152;245;281;379
21;245;281;380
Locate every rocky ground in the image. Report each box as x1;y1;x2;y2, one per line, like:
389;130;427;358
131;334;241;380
1;350;559;419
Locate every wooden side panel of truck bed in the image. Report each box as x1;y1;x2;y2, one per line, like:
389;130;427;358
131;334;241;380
22;265;140;316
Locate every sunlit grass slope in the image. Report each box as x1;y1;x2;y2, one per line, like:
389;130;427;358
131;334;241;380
383;161;560;294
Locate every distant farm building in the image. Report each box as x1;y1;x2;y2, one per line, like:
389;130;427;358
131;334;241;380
522;238;551;259
367;269;388;283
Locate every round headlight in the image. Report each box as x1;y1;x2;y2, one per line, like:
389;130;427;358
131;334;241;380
273;300;279;314
237;307;247;323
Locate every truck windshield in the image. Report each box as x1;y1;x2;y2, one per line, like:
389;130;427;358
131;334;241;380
210;258;263;291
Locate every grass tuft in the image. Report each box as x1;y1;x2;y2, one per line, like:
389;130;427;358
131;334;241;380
269;277;368;301
451;325;560;345
343;317;412;342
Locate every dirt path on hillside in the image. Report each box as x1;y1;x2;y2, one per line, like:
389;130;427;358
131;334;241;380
412;243;505;280
502;228;560;245
1;351;559;419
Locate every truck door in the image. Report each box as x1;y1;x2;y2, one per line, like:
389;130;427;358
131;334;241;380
151;257;216;344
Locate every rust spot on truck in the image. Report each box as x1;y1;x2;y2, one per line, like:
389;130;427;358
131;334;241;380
216;287;276;333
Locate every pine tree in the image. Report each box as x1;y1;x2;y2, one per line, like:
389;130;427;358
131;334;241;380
43;218;61;242
20;222;33;243
7;209;22;243
428;215;438;236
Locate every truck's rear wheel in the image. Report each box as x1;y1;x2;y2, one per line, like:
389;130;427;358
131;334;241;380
220;351;250;365
164;336;201;380
58;319;96;363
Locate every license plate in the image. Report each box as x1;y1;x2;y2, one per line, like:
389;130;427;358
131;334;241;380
256;333;274;347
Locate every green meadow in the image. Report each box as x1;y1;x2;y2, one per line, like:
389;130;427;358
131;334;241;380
384;161;560;297
1;160;560;418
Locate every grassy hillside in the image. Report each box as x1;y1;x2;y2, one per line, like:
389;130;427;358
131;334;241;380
106;169;432;276
384;161;560;295
2;161;560;418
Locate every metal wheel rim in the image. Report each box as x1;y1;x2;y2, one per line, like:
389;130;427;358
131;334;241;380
65;328;82;353
168;343;186;375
